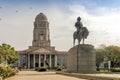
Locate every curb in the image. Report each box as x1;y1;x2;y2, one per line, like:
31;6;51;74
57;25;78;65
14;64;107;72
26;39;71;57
56;72;120;80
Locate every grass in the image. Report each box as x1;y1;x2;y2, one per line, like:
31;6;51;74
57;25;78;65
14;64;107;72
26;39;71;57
99;68;120;72
100;69;109;73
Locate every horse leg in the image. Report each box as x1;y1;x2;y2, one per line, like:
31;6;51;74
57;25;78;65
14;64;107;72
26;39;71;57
83;37;84;45
78;39;80;45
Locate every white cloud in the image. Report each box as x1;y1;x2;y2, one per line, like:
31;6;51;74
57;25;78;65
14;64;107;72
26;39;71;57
1;4;120;51
68;5;120;48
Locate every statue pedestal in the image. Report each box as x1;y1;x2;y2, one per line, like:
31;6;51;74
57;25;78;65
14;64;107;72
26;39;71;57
67;44;96;73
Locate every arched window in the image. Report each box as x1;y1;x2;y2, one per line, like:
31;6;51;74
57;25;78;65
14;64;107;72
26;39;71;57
40;34;44;41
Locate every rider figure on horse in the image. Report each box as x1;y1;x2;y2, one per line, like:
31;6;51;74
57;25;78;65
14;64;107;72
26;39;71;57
75;17;83;34
73;17;89;45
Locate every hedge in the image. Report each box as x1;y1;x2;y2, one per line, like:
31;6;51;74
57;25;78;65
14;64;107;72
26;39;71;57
35;66;48;72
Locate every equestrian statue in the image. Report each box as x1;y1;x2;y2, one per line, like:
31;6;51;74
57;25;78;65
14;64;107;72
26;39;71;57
73;17;89;46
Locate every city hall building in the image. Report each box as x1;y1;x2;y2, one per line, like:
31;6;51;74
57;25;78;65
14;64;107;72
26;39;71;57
18;13;68;69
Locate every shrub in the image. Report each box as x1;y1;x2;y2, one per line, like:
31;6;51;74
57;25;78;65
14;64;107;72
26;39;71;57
111;68;120;72
0;64;19;78
56;68;61;71
35;66;48;72
56;65;62;71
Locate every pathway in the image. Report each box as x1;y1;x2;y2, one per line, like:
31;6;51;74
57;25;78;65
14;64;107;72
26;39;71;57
5;71;87;80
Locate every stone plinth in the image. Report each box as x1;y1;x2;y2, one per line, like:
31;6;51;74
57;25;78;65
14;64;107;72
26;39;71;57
67;44;96;73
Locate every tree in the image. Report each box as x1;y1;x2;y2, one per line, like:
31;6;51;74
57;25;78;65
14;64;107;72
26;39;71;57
96;45;120;67
104;46;120;67
96;48;105;66
0;45;4;63
0;43;18;64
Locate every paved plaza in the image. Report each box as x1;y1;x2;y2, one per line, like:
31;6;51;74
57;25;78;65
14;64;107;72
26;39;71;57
5;71;86;80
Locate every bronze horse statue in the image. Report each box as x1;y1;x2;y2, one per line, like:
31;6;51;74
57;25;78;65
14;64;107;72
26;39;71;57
73;27;89;46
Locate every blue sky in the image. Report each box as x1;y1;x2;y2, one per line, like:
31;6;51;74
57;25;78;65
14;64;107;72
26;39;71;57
1;0;120;7
1;0;120;9
1;0;120;51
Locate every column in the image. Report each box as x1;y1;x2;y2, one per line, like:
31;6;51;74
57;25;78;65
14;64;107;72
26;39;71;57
28;54;30;69
39;54;41;67
25;54;27;69
44;54;46;66
60;58;62;68
33;54;35;68
49;54;52;68
55;55;57;67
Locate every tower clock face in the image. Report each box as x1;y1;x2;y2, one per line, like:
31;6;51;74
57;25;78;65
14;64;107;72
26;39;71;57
39;22;44;27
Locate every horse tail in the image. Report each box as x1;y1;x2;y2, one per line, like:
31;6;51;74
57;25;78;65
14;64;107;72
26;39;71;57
83;27;89;39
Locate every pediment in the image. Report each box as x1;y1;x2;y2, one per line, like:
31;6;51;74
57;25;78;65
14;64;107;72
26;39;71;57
32;48;54;54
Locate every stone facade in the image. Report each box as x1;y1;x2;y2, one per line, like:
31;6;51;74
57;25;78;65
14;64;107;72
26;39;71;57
67;44;96;73
18;13;68;69
32;13;50;47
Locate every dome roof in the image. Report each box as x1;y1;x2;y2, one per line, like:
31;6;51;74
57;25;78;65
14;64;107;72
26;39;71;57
35;13;48;21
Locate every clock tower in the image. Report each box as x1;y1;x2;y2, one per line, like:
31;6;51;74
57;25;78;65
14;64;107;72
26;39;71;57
32;13;50;47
